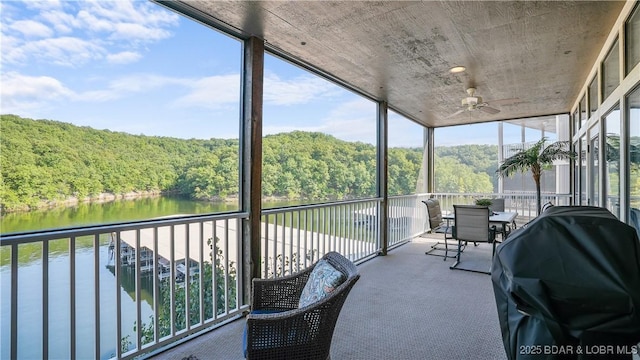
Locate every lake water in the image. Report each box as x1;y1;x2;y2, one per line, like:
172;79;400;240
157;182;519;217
0;196;242;234
0;246;153;359
0;197;295;359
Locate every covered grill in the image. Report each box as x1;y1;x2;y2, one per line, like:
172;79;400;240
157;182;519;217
491;206;640;359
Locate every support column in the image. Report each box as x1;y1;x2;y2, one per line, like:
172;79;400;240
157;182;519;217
425;127;435;193
241;37;264;296
498;122;504;194
377;102;388;255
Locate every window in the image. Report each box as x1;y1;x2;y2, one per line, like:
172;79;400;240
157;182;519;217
580;136;588;205
580;95;587;129
628;85;640;229
0;3;244;357
573;109;579;135
434;123;498;194
262;53;377;206
388;111;425;196
626;3;640;76
590;126;600;207
589;76;598;118
602;37;620;101
604;106;621;218
0;2;243;233
573;141;580;204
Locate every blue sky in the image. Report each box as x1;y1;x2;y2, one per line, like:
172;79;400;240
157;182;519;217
1;0;509;148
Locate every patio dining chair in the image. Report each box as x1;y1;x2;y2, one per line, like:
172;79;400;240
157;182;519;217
422;198;455;259
244;251;360;360
449;205;497;274
487;198;514;239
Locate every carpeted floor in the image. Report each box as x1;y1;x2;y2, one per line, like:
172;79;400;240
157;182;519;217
149;236;508;360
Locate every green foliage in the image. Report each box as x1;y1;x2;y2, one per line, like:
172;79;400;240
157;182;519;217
436;144;499;191
262;131;379;200
2;115;507;212
264;250;318;278
496;137;576;214
131;237;237;350
475;198;493;206
433;157;494;193
2;116;416;209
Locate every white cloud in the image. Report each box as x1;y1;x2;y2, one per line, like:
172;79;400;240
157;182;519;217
2;0;179;68
173;75;241;109
39;9;76;34
318;99;378;143
22;1;64;12
264;98;378;144
264;73;338;106
106;73;186;94
0;34;21;55
110;22;172;42
1;72;73;99
77;1;178;42
8;20;53;38
319;118;377;143
106;51;141;64
0;72;74;114
77;9;117;33
3;36;105;66
83;0;175;26
1;70;243;110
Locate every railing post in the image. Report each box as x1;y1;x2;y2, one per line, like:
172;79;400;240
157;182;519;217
10;244;18;360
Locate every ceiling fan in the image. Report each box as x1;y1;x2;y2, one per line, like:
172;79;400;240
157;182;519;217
446;87;517;118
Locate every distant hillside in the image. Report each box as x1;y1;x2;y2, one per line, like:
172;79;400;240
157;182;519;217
0;115;497;212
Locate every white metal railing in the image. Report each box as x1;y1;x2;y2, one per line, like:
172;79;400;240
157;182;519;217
502;140;552;159
0;191;571;359
2;196;432;359
260;198;383;278
427;192;572;224
0;213;248;360
259;195;433;279
387;194;431;246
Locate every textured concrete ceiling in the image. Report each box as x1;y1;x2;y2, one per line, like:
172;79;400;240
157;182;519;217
173;1;625;129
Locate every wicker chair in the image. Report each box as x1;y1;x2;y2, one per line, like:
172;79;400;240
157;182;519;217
244;251;360;360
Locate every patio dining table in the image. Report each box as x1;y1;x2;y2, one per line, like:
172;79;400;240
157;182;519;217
442;211;518;239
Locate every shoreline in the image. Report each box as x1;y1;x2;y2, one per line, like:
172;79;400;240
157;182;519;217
1;193;296;215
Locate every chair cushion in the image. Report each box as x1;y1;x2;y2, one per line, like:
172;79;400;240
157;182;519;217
298;259;345;308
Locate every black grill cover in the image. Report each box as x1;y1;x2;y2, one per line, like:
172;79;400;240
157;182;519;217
491;206;640;359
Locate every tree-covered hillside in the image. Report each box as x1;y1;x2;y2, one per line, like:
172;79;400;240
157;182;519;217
1;115;498;212
435;144;499;191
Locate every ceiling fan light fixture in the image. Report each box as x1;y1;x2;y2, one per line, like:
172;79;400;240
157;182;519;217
449;65;466;73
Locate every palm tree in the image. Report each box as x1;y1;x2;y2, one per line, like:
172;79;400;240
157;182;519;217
497;137;576;216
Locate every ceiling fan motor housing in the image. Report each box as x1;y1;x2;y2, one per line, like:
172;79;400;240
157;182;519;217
462;87;482;109
447;87;503;117
462;95;482;109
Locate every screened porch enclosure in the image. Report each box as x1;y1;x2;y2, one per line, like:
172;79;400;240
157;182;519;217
1;1;640;359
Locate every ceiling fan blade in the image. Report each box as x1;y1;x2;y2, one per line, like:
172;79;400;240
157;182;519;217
479;105;500;114
486;97;521;106
446;109;467;118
